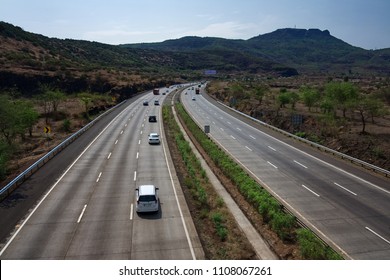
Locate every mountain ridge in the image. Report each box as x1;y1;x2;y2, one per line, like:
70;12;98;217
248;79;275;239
122;27;390;75
1;21;389;97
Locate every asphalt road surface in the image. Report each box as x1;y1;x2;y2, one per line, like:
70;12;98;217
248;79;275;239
0;88;202;260
182;86;390;260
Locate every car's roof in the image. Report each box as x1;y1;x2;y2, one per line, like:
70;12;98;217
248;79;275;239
149;132;159;136
138;184;156;195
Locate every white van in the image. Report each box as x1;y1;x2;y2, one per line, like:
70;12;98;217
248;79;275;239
136;185;159;213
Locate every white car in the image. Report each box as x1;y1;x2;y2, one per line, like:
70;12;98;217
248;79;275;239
136;185;159;213
148;133;160;144
192;96;196;101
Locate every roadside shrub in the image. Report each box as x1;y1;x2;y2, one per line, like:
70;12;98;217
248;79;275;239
62;119;71;132
297;228;341;259
297;228;326;259
211;212;228;241
294;131;306;138
197;186;208;206
269;210;296;241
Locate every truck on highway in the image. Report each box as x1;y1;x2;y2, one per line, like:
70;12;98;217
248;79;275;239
195;88;200;94
153;88;159;95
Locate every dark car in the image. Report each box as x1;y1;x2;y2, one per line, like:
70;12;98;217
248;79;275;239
143;100;149;106
148;115;157;122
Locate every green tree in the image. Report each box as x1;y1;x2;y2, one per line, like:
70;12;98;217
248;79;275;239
0;95;15;144
300;87;321;112
354;95;387;134
325;82;358;118
277;91;291;108
78;92;94;120
0;96;39;143
289;91;300;110
252;84;268;105
14;100;39;138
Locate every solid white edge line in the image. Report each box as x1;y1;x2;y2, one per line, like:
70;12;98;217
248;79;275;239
334;182;357;196
77;204;87;223
0;102;130;257
302;184;320;197
365;227;390;245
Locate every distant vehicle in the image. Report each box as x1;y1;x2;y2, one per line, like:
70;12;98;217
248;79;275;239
153;88;159;95
136;185;159;213
195;88;200;94
148;115;157;122
148;133;160;144
154;100;159;105
192;96;196;101
143;100;149;106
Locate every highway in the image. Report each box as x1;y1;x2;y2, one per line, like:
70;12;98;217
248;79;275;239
0;88;202;260
181;86;390;259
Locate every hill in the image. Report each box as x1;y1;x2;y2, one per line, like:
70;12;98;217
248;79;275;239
124;28;390;75
1;21;389;98
0;21;296;98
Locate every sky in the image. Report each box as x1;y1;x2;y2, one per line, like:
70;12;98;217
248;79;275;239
1;0;389;49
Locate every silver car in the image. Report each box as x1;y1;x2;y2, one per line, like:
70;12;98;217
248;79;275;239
136;185;159;213
148;133;160;144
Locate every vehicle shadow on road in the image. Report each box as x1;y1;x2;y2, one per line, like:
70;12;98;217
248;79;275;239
136;203;162;220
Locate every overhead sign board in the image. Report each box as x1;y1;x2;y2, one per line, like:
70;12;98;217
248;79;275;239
204;70;217;75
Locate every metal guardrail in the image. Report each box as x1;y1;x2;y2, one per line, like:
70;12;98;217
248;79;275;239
0;100;127;201
217;101;390;178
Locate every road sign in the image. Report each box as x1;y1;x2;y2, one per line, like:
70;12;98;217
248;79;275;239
204;70;217;75
44;126;51;133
